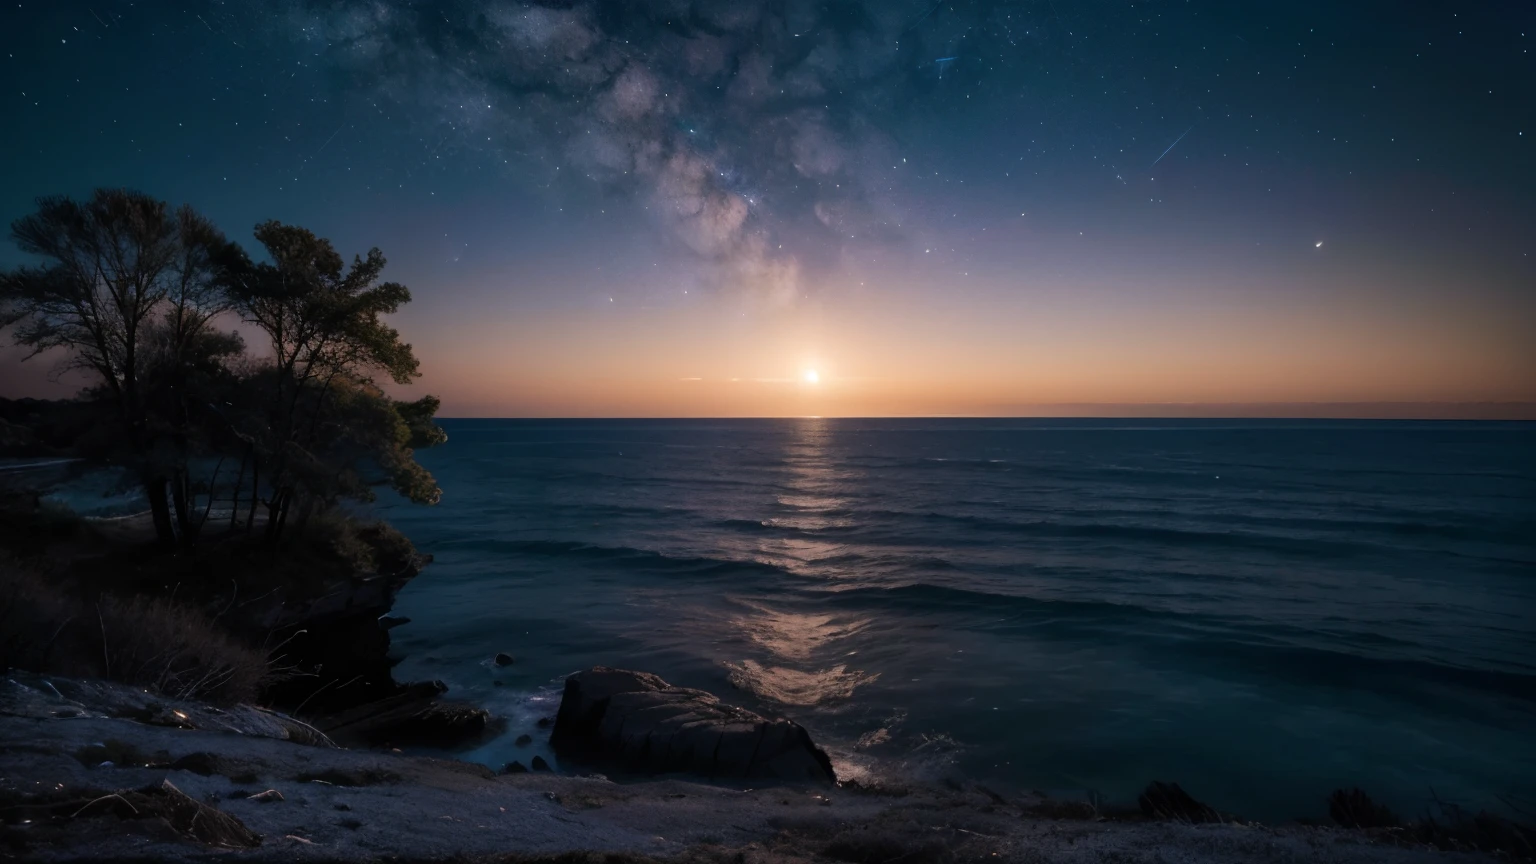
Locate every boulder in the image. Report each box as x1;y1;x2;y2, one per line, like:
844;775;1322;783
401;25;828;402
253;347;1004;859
530;755;551;771
550;667;835;784
376;700;497;747
152;780;264;845
494;653;515;666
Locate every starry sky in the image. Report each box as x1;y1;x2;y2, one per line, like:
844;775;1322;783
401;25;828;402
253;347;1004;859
1;0;1532;417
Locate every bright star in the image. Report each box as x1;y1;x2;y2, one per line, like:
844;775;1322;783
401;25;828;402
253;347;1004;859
1315;241;1324;248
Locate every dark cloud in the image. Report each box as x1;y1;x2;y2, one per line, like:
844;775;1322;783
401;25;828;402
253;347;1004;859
285;0;987;302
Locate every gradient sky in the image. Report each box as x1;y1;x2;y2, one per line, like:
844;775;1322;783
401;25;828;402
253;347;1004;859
1;0;1532;417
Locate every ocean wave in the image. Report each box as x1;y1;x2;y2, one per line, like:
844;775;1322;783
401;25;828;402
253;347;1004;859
817;582;1536;704
485;538;799;582
788;508;1375;558
738;505;1531;560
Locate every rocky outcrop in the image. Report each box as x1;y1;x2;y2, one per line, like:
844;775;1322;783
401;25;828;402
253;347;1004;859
244;559;430;720
228;536;493;751
2;672;334;747
301;681;496;748
550;667;835;784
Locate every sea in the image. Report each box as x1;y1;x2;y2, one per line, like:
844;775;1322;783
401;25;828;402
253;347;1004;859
363;418;1536;821
40;418;1536;822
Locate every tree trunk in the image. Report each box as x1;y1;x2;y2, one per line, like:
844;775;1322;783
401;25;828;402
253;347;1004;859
264;488;288;544
229;448;248;532
170;469;194;545
273;490;293;543
246;459;260;535
143;475;176;549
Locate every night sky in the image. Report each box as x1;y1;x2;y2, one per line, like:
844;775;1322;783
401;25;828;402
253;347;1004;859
2;0;1532;416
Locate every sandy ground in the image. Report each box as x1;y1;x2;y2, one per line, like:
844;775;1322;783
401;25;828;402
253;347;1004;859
0;676;1498;864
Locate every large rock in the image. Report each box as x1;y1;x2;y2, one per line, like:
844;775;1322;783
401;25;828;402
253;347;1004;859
550;667;835;784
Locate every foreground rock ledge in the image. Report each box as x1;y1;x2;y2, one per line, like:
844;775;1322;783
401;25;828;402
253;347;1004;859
2;675;1501;863
551;667;836;784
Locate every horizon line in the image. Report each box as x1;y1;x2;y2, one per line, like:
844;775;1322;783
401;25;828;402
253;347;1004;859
435;401;1536;422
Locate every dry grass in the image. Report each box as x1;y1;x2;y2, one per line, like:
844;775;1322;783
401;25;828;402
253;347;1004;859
94;592;269;704
1405;797;1536;859
0;559;268;705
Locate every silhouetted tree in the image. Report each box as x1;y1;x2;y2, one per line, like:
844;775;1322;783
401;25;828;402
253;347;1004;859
0;190;236;547
222;221;442;542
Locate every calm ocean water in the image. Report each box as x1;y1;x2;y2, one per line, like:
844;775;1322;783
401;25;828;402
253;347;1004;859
370;419;1536;821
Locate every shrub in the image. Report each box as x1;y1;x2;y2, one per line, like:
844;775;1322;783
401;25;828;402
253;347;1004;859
288;507;420;576
95;593;269;704
0;560;267;705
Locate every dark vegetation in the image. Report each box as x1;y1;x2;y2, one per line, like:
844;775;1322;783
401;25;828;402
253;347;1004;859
1324;787;1536;859
0;562;267;704
0;187;445;550
0;188;446;710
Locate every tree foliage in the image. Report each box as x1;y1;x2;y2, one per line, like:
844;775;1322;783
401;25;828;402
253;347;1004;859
0;190;241;544
0;191;444;550
221;221;440;539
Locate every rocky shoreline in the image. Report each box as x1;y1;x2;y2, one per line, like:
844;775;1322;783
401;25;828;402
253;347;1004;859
229;543;496;751
3;670;1527;863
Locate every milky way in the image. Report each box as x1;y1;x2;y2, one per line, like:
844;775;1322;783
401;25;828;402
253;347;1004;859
283;0;1051;301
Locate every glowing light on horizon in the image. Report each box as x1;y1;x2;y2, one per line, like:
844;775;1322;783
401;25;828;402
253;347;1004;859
803;369;820;384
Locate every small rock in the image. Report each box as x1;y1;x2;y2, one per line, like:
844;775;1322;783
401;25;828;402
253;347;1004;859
530;756;551;772
515;734;533;746
494;653;515;666
536;716;554;728
501;761;528;774
150;779;262;847
248;789;285;804
337;817;363;830
334;803;352;811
